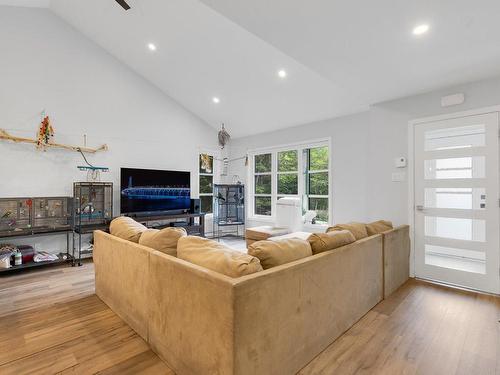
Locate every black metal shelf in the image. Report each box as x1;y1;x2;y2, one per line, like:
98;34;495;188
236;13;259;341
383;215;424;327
0;253;74;274
0;227;73;239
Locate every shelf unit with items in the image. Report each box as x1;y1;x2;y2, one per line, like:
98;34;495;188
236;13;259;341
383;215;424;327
0;196;74;273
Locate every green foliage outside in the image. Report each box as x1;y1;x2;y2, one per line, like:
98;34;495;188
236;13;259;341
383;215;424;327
199;175;213;194
200;195;213;213
278;174;298;195
309;197;328;222
308;172;328;195
255;153;271;173
255;196;272;216
255;175;271;194
253;146;330;220
309;146;328;170
278;150;297;172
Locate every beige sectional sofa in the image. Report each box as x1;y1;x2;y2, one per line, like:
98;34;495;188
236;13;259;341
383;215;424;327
93;224;409;375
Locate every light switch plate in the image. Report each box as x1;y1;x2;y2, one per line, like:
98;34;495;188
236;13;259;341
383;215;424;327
392;172;406;182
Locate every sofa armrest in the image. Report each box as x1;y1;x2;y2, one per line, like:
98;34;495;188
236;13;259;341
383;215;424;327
148;251;236;375
383;225;410;297
232;235;384;375
93;230;152;341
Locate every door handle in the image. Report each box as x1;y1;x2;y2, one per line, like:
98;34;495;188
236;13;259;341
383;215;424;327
416;205;425;211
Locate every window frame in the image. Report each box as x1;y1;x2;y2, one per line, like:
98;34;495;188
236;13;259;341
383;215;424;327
248;138;332;224
304;146;330;223
253;153;273;217
199;152;216;214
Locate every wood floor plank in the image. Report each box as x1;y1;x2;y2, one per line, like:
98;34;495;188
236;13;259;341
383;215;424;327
1;261;499;374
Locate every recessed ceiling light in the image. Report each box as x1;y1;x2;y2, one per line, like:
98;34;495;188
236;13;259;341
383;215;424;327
278;70;287;78
412;24;429;36
212;97;220;104
147;43;157;51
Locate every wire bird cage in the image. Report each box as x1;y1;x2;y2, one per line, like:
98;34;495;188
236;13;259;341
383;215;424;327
32;197;72;230
213;184;245;238
73;182;113;227
0;198;32;234
0;197;72;235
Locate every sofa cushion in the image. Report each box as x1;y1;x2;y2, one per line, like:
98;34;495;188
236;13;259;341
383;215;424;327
326;222;368;240
177;236;263;278
308;230;356;254
109;216;148;243
247;238;312;269
365;220;393;235
139;227;187;256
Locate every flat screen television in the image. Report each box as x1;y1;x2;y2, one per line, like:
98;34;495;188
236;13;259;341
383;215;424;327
120;168;191;216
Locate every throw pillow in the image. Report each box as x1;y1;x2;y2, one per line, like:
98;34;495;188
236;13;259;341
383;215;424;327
365;220;393;235
177;236;263;278
326;222;368;240
247;238;312;269
109;216;148;243
139;227;187;256
308;230;356;254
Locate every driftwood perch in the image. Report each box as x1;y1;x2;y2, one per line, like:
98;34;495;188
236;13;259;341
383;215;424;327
0;129;108;154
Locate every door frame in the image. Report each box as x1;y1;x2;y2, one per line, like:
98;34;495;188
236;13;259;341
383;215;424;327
408;105;500;280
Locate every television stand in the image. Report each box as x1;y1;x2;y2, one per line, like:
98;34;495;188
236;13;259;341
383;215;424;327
131;212;205;237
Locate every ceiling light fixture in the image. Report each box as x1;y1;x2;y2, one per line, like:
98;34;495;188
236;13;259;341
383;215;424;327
147;43;157;51
212;97;220;104
412;24;429;36
278;70;287;78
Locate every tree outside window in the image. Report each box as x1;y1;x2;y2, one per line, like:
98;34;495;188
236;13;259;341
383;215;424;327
254;153;272;216
305;146;329;223
199;153;214;213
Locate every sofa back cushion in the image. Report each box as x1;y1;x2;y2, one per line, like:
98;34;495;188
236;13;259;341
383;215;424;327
247;239;312;269
109;216;148;243
177;236;263;277
308;230;356;254
365;220;393;235
139;227;187;256
326;222;368;240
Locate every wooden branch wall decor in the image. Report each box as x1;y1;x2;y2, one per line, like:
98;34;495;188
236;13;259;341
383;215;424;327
0;129;108;153
0;114;107;154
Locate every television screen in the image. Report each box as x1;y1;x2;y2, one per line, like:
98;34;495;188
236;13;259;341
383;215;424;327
120;168;191;215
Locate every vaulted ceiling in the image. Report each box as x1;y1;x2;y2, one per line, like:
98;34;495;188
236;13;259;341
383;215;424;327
3;0;500;137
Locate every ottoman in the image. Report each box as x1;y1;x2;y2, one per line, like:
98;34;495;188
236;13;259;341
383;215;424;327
245;226;290;246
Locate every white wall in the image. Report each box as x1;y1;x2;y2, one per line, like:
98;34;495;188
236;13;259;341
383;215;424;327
367;76;500;225
229;111;370;227
231;76;500;228
0;7;218;251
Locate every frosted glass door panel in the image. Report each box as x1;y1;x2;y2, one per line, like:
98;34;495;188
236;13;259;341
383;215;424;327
424;216;485;242
424;188;486;210
424;124;485;151
425;244;485;274
424;157;485;179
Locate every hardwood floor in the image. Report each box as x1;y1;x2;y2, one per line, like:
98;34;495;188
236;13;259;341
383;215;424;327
1;262;499;374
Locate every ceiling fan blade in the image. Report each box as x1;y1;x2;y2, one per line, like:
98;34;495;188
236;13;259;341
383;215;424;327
115;0;131;10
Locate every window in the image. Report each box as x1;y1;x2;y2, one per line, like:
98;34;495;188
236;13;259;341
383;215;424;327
250;141;330;224
304;146;329;223
199;153;214;213
277;150;298;197
254;153;272;216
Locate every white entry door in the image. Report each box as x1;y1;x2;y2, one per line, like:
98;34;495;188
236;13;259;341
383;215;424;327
414;112;500;294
